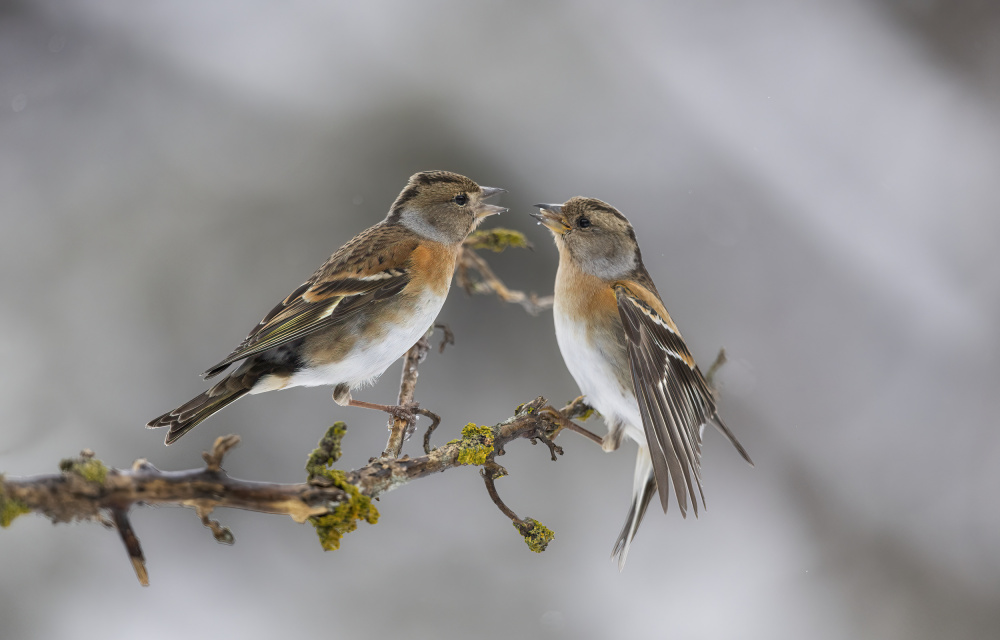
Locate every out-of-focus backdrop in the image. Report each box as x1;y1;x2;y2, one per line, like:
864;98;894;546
2;1;999;638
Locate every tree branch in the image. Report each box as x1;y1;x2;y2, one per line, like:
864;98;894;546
458;229;553;315
0;395;595;585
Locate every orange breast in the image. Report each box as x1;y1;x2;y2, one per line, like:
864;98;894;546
408;242;460;297
555;252;620;329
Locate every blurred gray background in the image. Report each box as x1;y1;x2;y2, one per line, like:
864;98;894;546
2;1;999;638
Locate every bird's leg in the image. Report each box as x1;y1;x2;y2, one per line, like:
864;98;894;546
540;405;604;447
344;398;421;460
333;384;421;456
345;398;424;430
602;423;625;452
333;384;420;426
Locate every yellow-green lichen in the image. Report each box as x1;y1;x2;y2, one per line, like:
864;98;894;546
59;456;108;485
1;476;30;528
305;424;378;551
454;423;494;466
308;469;379;551
519;518;555;553
305;422;347;478
1;497;30;529
465;228;531;253
514;402;536;415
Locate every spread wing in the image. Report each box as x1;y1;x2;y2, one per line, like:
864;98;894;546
615;283;725;517
204;222;417;378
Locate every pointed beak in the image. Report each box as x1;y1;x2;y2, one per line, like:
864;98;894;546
531;203;570;235
480;186;506;200
476;186;507;219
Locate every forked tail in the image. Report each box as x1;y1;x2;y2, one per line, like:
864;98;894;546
146;377;251;445
611;446;658;571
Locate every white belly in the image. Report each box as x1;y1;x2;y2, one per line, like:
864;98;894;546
254;290;447;393
553;307;644;445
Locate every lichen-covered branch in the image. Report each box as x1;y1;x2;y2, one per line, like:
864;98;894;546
0;396;599;585
347;396;587;497
0;437;350;585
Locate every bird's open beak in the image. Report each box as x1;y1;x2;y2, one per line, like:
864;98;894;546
531;203;570;235
481;186;506;199
477;186;508;219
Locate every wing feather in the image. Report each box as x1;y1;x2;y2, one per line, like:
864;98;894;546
616;284;716;517
631;340;694;514
204;223;415;377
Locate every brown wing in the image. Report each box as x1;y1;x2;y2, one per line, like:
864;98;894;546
615;282;751;517
204;222;417;377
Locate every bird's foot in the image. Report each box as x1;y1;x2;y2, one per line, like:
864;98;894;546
601;425;624;452
348;398;412;421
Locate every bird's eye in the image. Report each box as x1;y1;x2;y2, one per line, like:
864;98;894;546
454;194;469;206
578;217;591;228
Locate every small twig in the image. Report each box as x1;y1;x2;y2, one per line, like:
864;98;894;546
202;434;241;472
421;408;442;455
433;323;455;353
456;245;553;315
478;452;554;554
481;462;519;523
469;398;565;553
111;508;148;587
381;332;433;459
197;506;235;545
705;347;727;393
530;432;564;461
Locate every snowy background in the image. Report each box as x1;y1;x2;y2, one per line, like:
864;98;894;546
2;1;999;638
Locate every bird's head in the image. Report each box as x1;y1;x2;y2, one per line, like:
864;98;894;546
390;170;506;244
532;197;639;279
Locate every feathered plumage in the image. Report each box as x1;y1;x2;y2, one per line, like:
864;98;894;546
148;170;506;444
534;197;752;569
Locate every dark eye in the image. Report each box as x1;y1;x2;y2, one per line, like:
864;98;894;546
454;194;469;206
577;217;591;228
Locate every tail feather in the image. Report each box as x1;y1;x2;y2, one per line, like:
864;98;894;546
711;415;754;466
611;415;752;570
147;377;250;445
612;446;657;571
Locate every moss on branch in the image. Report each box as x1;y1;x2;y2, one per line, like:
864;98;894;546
308;470;379;551
518;518;555;553
59;453;108;485
464;228;531;252
305;422;347;477
0;476;31;528
306;422;379;551
452;424;495;466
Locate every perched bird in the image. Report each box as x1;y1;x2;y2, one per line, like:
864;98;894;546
532;197;752;568
148;170;506;445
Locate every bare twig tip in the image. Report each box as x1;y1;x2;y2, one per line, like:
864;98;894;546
204;434;241;471
131;557;150;587
705;348;728;391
